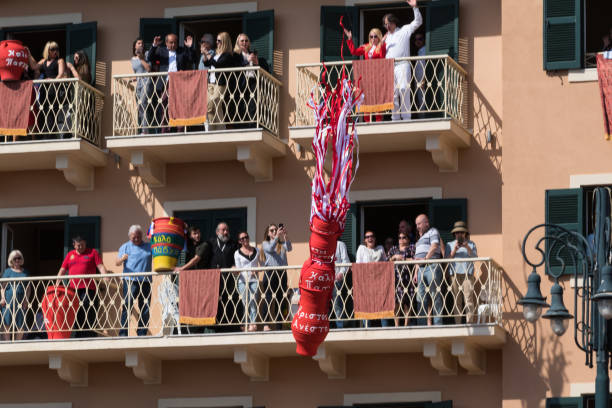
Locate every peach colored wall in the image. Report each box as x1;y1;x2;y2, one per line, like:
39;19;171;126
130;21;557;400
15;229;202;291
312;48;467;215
0;351;501;408
501;0;611;407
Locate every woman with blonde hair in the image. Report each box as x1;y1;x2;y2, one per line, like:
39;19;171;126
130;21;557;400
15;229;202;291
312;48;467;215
37;41;66;79
343;27;386;122
202;32;240;130
1;250;31;340
261;223;292;331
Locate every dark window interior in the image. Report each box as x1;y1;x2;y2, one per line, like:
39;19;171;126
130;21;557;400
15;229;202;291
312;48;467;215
180;15;243;51
361;200;429;247
361;5;426;55
585;0;612;54
6;27;67;63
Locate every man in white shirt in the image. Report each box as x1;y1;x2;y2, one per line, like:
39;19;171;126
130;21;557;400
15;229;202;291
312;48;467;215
383;0;422;121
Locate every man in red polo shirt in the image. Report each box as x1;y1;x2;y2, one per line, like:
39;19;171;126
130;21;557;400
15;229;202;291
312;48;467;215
58;236;109;338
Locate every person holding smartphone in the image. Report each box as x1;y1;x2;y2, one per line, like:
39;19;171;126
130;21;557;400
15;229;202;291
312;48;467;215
261;223;292;331
445;221;477;324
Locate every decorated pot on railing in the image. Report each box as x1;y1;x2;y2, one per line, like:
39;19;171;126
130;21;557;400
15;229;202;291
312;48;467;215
0;40;29;81
151;217;186;272
41;285;78;339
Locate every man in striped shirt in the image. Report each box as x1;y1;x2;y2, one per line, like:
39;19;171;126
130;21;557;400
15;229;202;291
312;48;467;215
414;214;443;325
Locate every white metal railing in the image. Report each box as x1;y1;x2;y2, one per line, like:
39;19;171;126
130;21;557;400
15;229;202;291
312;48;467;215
296;55;468;127
113;67;281;137
0;78;104;146
0;258;501;341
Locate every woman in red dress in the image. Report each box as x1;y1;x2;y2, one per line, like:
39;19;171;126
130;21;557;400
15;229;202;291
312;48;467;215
343;28;387;121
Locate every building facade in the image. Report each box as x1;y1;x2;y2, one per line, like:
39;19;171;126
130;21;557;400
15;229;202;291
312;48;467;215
0;0;609;406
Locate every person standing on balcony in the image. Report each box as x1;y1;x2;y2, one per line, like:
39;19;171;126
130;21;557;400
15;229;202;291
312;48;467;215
1;250;31;341
343;27;386;122
209;222;239;329
232;33;270;129
198;33;215;70
234;231;261;332
178;226;212;271
383;0;422;121
414;214;443;326
388;232;416;327
398;219;416;244
57;236;110;338
356;231;387;327
148;33;196;73
445;221;478;324
201;32;240;130
261;223;292;331
66;50;92;84
116;225;152;337
35;42;67;137
131;38;152;134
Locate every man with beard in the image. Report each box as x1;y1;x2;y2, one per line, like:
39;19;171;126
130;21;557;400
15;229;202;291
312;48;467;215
209;222;240;330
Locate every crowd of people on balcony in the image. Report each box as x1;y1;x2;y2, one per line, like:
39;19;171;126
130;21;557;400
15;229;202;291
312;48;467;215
130;29;270;133
0;213;483;340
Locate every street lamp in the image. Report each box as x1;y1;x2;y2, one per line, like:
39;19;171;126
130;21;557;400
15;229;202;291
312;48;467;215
518;187;612;408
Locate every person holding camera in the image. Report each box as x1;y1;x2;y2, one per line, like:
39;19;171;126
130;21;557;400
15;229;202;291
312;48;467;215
261;223;292;331
231;33;270;128
445;221;477;324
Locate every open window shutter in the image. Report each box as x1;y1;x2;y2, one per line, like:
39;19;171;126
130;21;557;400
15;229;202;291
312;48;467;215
543;0;583;70
66;22;97;84
340;203;359;262
139;18;177;51
320;6;359;62
425;0;459;60
546;397;583;408
429;198;467;245
243;10;274;71
64;216;101;257
545;189;583;276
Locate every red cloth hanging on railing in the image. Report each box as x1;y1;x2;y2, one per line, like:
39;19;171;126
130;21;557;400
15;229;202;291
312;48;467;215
168;70;208;127
0;80;32;137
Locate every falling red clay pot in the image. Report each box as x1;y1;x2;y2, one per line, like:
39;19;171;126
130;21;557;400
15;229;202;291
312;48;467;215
0;40;29;81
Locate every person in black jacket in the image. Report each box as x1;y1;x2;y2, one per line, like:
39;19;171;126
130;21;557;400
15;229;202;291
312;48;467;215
147;33;196;72
202;32;240;130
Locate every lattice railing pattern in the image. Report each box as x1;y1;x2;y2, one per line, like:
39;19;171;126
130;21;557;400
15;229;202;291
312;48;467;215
0;78;104;146
295;55;468;127
113;67;281;137
0;258;501;340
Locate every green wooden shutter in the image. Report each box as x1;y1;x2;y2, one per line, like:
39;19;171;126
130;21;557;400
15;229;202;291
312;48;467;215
139;18;177;51
66;22;97;84
243;10;274;71
340;203;359;262
546;397;583;408
543;0;583;70
425;0;459;60
429;198;467;244
545;189;583;276
64;216;101;256
320;6;359;62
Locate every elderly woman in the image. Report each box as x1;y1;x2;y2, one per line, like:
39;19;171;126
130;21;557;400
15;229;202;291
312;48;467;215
202;32;240;130
261;223;292;331
234;231;261;332
116;225;152;337
1;250;31;341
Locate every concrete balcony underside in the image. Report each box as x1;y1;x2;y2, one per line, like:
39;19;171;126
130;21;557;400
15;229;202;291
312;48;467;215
289;118;471;172
0;324;505;384
106;129;286;185
0;139;107;191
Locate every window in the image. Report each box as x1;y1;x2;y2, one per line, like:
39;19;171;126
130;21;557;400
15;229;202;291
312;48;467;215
0;22;97;83
543;0;612;70
140;9;275;70
341;197;467;259
320;0;459;62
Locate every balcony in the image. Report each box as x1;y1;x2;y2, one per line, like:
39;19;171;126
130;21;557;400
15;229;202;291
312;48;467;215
0;258;505;384
0;78;106;190
289;55;471;172
109;67;286;185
